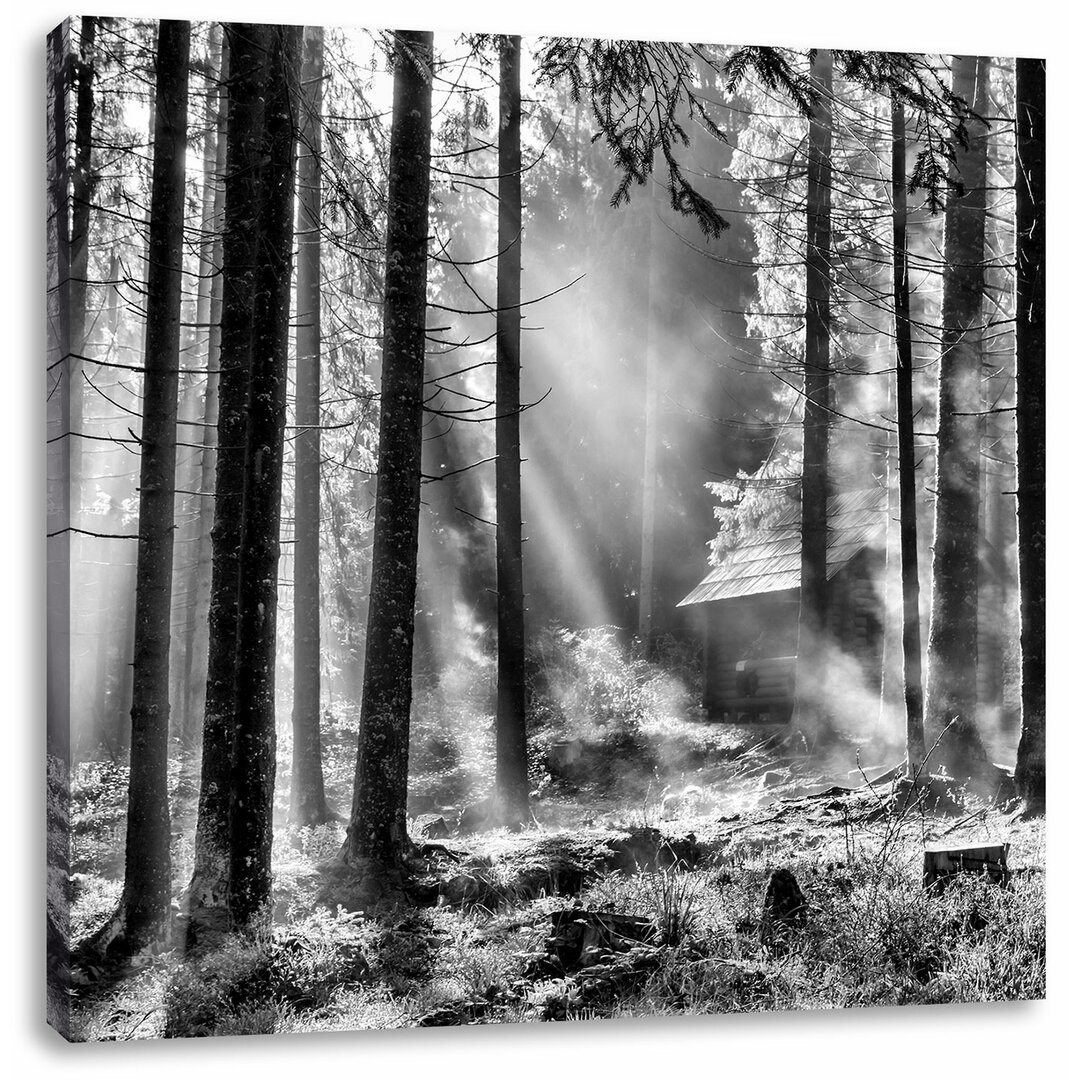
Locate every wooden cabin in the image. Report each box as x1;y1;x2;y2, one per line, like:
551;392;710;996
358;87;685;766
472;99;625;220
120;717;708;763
678;490;886;723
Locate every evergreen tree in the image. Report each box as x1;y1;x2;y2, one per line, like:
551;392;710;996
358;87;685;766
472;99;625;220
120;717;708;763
228;22;303;930
494;34;530;827
925;55;992;780
82;19;191;959
186;22;271;938
340;30;434;896
1013;57;1045;813
290;25;331;828
890;88;927;774
794;48;835;743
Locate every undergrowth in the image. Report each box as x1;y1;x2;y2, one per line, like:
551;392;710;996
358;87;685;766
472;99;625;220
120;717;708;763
63;630;1043;1039
68;795;1045;1038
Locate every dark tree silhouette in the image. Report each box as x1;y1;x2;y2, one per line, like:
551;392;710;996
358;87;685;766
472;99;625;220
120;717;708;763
340;30;434;894
494;34;530;827
794;48;834;743
1013;57;1045;814
186;22;271;938
83;18;190;959
890;89;926;774
228;22;303;930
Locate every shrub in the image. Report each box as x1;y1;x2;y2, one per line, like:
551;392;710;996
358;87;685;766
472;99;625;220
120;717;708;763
163;936;277;1038
163;911;377;1038
271;910;373;1009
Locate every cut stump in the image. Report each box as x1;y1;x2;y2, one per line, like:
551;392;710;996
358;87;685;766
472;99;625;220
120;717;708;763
760;867;807;950
547;909;656;970
923;842;1010;890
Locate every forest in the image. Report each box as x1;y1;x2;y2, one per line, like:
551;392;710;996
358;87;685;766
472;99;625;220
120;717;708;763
45;18;1045;1039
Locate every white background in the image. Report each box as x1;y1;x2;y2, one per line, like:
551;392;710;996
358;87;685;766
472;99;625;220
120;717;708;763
4;1;1076;1076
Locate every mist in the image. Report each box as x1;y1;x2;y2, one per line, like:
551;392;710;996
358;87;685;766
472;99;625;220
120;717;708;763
54;34;1028;804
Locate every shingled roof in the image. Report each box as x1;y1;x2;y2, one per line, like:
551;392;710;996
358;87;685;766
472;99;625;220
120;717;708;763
677;488;887;606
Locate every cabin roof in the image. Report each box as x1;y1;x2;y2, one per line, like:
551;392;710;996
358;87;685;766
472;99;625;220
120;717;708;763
677;488;887;606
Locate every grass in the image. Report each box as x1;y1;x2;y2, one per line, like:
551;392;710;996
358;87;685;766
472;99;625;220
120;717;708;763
63;630;1044;1038
67;782;1045;1038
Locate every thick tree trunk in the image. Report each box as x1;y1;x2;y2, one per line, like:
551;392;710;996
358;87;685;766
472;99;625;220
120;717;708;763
186;23;270;938
91;19;190;959
891;91;926;775
228;23;302;931
175;25;224;745
795;48;834;743
924;56;991;780
1013;58;1045;813
290;25;331;828
342;30;433;887
494;35;530;828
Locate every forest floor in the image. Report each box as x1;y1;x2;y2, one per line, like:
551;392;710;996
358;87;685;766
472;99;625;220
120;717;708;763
66;710;1045;1039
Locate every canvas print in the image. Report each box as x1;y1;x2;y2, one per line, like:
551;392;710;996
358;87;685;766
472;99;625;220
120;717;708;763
45;17;1046;1041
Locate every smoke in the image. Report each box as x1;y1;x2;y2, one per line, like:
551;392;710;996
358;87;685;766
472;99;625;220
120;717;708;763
801;633;904;755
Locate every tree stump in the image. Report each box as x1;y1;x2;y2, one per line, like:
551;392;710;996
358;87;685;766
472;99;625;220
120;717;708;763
417;815;450;840
546;739;585;780
759;867;807;950
923;842;1009;890
547;909;656;970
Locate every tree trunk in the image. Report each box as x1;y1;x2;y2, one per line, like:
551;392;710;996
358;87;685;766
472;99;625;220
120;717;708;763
795;48;834;743
174;25;224;745
341;30;433;889
890;91;926;775
180;33;228;743
186;23;270;938
90;19;191;959
1013;57;1045;813
227;23;302;931
494;34;529;828
924;56;991;780
290;25;331;828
